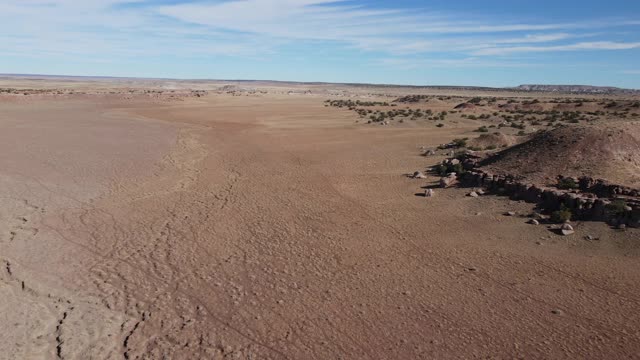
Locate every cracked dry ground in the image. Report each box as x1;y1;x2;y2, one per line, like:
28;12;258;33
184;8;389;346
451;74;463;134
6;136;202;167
1;95;640;359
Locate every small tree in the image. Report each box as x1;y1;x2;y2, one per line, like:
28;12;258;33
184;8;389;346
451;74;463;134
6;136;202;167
606;200;628;217
557;178;578;190
551;204;573;223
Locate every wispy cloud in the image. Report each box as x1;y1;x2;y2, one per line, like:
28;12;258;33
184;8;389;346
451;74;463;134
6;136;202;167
375;57;537;70
0;0;639;85
473;41;640;56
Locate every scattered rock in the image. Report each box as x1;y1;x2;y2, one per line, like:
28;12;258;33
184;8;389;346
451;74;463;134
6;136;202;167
412;171;427;179
560;223;575;236
551;309;563;315
528;219;540;225
618;224;627;230
585;235;594;241
439;175;458;188
425;189;435;197
475;189;485;196
505;211;516;217
468;191;479;198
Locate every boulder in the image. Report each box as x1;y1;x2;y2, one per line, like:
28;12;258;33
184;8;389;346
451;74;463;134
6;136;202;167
528;219;540;225
412;171;427;179
468;191;479;198
560;223;575;236
425;189;434;197
440;175;458;188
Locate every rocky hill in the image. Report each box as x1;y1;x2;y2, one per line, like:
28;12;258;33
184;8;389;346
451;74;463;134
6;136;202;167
478;123;640;188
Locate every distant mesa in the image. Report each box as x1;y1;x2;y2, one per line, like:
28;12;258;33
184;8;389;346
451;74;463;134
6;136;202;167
514;84;640;95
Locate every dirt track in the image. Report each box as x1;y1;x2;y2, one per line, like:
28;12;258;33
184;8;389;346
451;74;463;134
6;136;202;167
1;93;640;359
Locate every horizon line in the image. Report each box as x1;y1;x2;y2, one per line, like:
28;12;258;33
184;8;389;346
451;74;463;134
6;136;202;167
1;73;638;92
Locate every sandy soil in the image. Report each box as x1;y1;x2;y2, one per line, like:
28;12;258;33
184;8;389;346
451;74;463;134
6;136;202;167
1;84;639;359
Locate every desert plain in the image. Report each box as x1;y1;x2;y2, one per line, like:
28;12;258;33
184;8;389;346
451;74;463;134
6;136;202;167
0;75;639;359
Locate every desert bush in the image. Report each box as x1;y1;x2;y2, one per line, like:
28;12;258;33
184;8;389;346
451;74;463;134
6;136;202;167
551;205;573;223
452;138;468;148
606;200;628;217
557;178;578;190
476;126;489;132
434;162;464;176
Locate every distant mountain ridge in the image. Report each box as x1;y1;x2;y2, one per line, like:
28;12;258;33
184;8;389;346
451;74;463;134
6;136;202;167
1;73;638;94
514;84;640;95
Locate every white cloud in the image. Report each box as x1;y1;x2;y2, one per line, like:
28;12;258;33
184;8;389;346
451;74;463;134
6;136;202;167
474;41;640;55
156;0;575;44
0;0;639;67
493;33;572;44
375;57;536;70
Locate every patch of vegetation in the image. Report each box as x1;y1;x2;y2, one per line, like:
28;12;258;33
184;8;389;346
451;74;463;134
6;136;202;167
452;138;468;148
606;200;629;217
557;178;579;190
551;204;573;223
475;126;489;133
434;162;465;176
326;99;389;108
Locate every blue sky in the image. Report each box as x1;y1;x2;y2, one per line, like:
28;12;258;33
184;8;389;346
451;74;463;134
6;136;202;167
1;0;640;88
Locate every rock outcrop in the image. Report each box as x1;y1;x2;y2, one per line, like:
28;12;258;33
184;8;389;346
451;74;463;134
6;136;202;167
458;170;640;227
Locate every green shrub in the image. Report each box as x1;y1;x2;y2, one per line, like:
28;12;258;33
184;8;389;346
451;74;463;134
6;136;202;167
452;138;468;148
435;162;465;176
551;205;573;223
557;178;578;190
606;200;628;217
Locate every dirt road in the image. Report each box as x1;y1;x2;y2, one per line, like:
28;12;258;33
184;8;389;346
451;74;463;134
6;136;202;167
1;94;639;359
